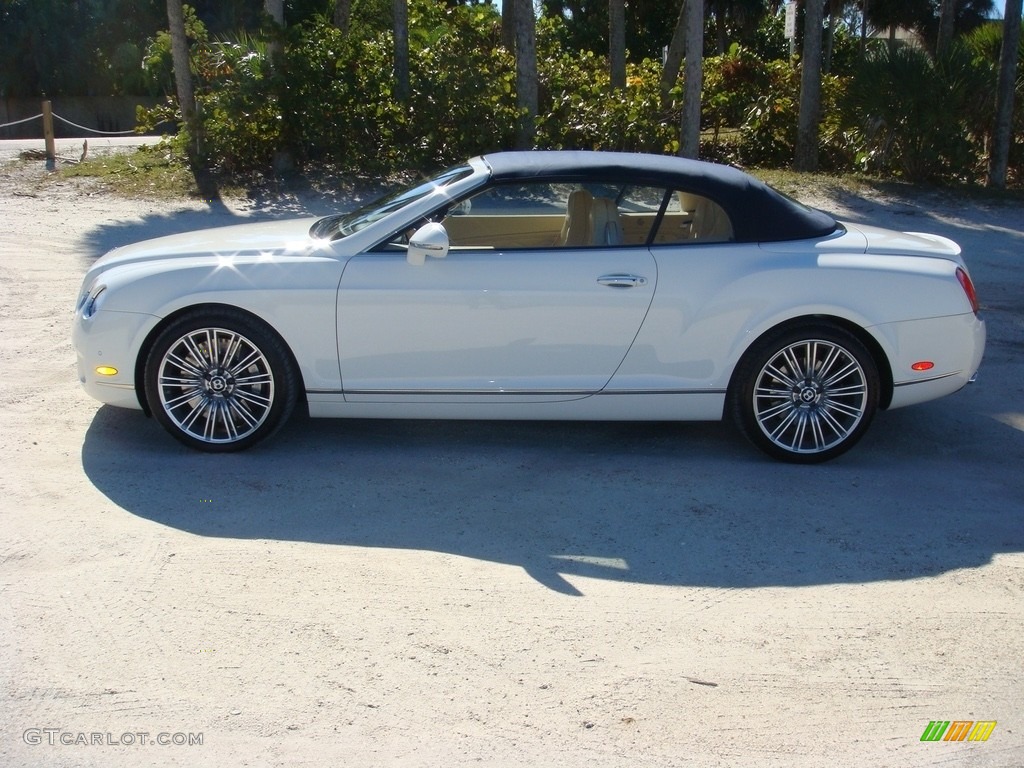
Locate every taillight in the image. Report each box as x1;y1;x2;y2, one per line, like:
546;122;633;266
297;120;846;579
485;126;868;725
956;267;979;315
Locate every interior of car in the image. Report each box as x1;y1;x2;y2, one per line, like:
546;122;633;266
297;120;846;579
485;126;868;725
441;184;734;250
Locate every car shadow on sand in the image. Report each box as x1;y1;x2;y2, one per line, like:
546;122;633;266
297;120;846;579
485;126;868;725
77;182;1024;595
80;395;1023;596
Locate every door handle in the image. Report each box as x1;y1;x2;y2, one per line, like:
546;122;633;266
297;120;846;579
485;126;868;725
597;274;648;288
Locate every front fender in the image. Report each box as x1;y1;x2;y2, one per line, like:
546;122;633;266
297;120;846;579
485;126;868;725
89;257;346;393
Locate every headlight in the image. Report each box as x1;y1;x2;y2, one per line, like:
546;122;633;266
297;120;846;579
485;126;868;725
81;285;107;319
75;283;93;313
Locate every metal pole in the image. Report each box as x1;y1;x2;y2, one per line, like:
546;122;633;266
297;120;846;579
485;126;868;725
42;99;56;171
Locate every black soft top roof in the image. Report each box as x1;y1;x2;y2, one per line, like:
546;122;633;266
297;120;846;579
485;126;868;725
481;150;838;243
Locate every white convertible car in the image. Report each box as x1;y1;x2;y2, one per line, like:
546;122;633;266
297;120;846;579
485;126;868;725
73;151;985;462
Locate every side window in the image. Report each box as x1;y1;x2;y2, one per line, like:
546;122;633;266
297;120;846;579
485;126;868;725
653;191;734;245
440;182;655;249
615;185;666;246
442;182;575;249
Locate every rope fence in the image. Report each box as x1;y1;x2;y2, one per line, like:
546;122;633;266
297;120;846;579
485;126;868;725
0;113;44;129
2;100;156;169
0;111;137;135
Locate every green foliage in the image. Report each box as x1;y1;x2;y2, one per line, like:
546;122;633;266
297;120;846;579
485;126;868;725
403;3;518;166
839;44;986;182
195;34;283;172
2;0;1019;188
698;49;847;170
703;46;772;133
536;50;676;153
750;5;790;63
737;58;801;167
162;3;518;173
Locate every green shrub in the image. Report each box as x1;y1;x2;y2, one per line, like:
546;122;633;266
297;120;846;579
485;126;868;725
536;50;677;154
840;44;983;183
134;0;1022;186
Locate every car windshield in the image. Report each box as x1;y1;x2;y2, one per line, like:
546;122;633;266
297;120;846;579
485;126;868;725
310;164;474;240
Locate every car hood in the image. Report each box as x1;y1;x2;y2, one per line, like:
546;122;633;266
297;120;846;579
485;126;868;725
89;217;325;274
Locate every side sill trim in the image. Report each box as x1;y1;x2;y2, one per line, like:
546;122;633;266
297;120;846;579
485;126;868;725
893;371;961;388
306;388;728;397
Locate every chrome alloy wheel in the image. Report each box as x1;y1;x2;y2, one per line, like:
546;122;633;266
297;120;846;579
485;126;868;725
752;339;869;455
156;327;275;444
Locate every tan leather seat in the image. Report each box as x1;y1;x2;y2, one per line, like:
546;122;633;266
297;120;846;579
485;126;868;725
558;189;593;246
678;192;733;242
590;197;624;246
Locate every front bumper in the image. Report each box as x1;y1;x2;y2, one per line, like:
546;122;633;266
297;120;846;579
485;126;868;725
72;308;159;411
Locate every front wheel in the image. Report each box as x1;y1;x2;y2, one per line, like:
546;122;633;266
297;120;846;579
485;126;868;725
144;309;298;452
731;325;880;463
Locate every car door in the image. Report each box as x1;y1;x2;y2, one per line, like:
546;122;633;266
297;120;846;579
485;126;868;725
336;182;657;402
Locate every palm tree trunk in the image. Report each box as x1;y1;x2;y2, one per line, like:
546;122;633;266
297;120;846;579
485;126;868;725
610;0;627;90
334;0;352;34
661;0;688;102
795;0;825;172
166;0;197;162
502;0;517;52
394;0;410;103
514;0;538;148
264;0;285;60
679;0;704;159
989;0;1022;188
936;0;955;58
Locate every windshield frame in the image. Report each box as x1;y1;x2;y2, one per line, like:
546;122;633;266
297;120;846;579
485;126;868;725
316;164;475;241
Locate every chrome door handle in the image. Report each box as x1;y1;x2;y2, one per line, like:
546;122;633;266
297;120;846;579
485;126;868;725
597;274;648;288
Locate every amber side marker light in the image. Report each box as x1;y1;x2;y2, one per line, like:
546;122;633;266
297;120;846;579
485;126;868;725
911;362;935;372
95;366;118;376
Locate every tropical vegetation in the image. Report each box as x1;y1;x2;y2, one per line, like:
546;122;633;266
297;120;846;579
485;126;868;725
1;0;1021;186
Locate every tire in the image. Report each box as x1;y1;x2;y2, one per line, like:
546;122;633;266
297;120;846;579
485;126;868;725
730;324;880;463
144;309;298;452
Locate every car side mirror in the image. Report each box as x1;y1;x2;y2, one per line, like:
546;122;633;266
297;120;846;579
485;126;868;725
407;222;450;266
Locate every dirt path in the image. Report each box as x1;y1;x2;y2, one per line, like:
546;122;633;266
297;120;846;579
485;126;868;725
1;158;1022;767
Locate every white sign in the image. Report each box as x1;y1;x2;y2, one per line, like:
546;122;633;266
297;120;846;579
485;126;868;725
784;2;797;39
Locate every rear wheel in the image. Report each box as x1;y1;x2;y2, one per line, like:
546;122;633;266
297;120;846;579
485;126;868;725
144;309;297;452
731;324;879;463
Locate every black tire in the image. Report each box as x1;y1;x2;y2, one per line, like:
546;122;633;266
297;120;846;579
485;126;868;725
143;308;298;452
730;323;880;463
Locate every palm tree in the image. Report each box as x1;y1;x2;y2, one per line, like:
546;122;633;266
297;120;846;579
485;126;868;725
610;0;627;89
166;0;197;161
824;0;845;72
661;0;687;101
514;0;538;148
680;0;704;158
503;0;517;51
795;0;825;171
989;0;1022;187
936;0;956;56
264;0;284;62
334;0;352;34
394;0;410;103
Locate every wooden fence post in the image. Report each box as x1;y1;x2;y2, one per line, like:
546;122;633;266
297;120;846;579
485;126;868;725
42;100;55;170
